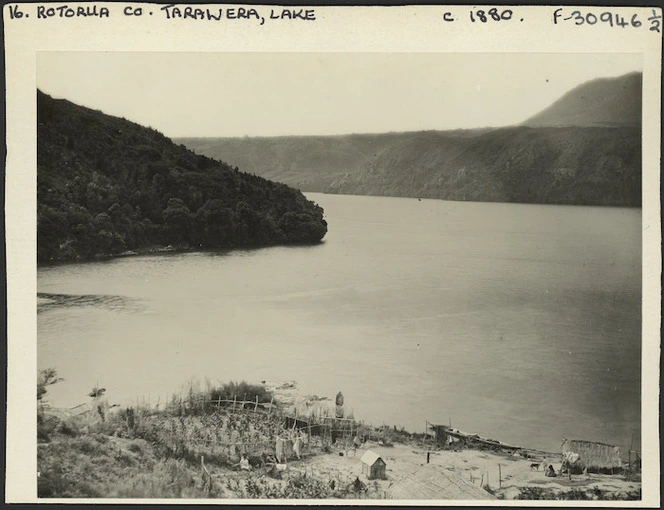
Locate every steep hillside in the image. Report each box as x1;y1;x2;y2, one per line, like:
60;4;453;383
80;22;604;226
179;126;641;206
37;91;327;263
177;72;641;207
523;72;642;128
176;133;412;192
326;127;641;205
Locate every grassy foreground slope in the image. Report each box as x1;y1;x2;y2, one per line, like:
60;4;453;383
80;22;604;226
37;91;327;263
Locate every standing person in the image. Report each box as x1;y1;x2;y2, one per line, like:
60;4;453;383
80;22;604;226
353;434;361;455
427;451;431;464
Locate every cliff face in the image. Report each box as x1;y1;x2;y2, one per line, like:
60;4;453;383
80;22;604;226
177;73;641;207
37;91;327;263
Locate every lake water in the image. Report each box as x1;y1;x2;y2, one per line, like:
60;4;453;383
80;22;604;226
38;193;641;454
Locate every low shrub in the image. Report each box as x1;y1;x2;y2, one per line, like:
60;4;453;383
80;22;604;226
209;381;275;405
57;418;82;437
115;450;137;468
284;474;332;499
127;439;146;454
515;486;641;501
37;414;60;442
77;435;102;455
109;458;206;498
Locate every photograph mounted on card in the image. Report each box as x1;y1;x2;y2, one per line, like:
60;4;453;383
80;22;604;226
4;3;661;506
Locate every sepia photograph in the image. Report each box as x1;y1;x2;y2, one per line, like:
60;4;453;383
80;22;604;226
3;4;660;505
33;51;644;501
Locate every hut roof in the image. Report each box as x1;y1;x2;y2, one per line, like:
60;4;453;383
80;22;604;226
561;439;622;469
360;450;384;467
388;465;495;500
427;423;521;450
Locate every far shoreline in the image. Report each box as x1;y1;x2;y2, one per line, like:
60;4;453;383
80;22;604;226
306;190;643;210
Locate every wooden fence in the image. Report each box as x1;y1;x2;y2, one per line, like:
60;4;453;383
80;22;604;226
43;391;365;460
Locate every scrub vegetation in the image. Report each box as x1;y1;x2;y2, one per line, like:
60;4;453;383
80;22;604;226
37;90;327;263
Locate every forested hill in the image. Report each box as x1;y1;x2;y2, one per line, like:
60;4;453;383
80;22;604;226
177;72;641;207
37;90;327;263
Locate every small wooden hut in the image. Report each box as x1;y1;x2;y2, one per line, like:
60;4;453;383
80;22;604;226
561;439;622;473
360;450;387;480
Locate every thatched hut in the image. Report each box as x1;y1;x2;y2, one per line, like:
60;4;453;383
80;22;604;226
561;439;622;473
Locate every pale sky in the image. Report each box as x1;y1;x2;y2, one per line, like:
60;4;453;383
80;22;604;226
37;52;642;138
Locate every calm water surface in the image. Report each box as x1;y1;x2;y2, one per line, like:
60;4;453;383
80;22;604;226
38;193;641;454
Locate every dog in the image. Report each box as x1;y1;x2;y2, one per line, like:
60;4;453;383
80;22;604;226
530;462;541;471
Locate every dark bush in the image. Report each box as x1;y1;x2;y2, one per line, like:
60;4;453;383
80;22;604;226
57;419;81;438
37;414;62;442
209;381;275;405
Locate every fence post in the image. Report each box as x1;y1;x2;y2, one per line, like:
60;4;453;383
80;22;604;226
233;395;236;413
255;395;259;413
201;455;211;493
628;433;634;477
